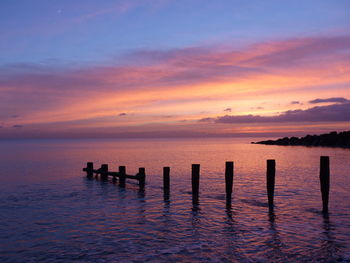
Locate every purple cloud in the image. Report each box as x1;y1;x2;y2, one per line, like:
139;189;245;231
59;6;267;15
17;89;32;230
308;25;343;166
290;101;300;105
12;124;23;128
119;113;127;116
309;97;349;104
224;108;232;112
243;35;350;68
200;102;350;123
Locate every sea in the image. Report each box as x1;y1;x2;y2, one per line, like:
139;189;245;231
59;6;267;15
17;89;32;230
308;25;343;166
0;138;349;262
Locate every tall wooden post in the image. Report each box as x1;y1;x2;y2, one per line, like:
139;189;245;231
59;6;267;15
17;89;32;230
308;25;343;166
225;161;234;205
266;160;275;210
86;162;93;178
163;167;170;192
192;164;200;203
320;156;330;213
139;167;146;190
119;166;126;187
100;164;108;180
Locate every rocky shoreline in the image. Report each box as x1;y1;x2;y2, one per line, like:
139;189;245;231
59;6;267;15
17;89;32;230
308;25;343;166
252;131;350;148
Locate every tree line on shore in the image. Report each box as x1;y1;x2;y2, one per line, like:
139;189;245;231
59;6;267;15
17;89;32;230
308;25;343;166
253;131;350;148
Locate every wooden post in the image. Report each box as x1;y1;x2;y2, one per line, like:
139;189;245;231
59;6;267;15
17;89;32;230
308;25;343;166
192;164;200;200
119;166;126;187
100;164;108;180
320;156;330;213
225;161;234;204
266;160;275;210
163;167;170;192
139;167;145;190
86;162;93;178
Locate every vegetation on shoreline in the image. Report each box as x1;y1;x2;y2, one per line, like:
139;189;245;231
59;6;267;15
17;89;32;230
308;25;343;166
253;131;350;148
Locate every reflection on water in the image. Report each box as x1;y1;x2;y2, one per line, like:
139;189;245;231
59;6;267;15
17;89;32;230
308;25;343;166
0;138;349;262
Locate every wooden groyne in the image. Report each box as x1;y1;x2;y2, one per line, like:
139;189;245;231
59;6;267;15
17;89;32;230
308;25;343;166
83;156;331;213
83;163;145;190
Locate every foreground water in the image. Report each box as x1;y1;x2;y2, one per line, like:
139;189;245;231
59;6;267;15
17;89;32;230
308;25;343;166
0;138;349;262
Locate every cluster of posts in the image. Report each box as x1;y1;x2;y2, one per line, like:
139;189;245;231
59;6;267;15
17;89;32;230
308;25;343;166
83;156;330;213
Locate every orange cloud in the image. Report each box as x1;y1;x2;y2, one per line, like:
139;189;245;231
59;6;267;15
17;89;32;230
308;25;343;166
1;35;350;138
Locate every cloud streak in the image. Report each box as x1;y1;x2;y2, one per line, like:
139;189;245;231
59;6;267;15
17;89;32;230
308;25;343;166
309;97;349;104
1;35;350;137
201;102;350;124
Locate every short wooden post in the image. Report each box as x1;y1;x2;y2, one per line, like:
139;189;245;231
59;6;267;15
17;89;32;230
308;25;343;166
163;167;170;192
192;164;200;200
86;162;93;178
225;161;234;204
119;166;126;187
320;156;330;213
266;160;275;210
100;164;108;180
139;167;145;190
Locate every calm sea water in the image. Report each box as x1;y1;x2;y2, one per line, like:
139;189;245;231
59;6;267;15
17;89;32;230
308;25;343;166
0;138;349;263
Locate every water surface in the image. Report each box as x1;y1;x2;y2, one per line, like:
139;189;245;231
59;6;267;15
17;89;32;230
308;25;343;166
0;138;349;262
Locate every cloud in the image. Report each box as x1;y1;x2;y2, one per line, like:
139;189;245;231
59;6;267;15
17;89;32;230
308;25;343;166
224;108;232;112
0;34;350;136
290;101;300;104
309;97;349;104
250;106;264;110
12;124;23;128
200;102;350;123
242;35;350;68
119;113;127;116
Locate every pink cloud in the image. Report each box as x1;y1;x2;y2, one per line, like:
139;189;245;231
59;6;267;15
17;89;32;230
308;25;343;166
1;35;350;137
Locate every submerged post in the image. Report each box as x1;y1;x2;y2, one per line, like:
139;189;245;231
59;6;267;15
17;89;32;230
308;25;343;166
163;167;170;192
225;161;234;205
139;167;146;190
86;162;93;178
266;160;276;210
100;164;108;180
192;164;200;201
320;156;330;213
119;166;126;187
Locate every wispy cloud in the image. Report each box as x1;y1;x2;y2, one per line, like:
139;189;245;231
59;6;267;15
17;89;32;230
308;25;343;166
200;102;350;123
1;35;350;137
309;97;349;104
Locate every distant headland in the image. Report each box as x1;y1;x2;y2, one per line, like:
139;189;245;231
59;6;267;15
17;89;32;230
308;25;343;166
252;131;350;148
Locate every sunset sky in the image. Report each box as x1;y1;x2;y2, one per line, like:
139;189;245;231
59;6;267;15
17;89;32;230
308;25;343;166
1;0;350;138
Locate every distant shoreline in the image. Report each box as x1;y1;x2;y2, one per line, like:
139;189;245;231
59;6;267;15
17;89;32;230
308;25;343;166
252;131;350;148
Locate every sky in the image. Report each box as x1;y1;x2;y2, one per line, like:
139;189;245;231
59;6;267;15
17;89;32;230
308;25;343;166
0;0;350;139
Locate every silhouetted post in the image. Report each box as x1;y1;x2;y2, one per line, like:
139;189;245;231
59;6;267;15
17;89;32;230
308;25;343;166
139;167;145;190
119;166;126;187
192;164;200;202
100;164;108;180
266;160;276;210
163;167;170;192
320;156;330;213
225;161;234;205
86;162;93;178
